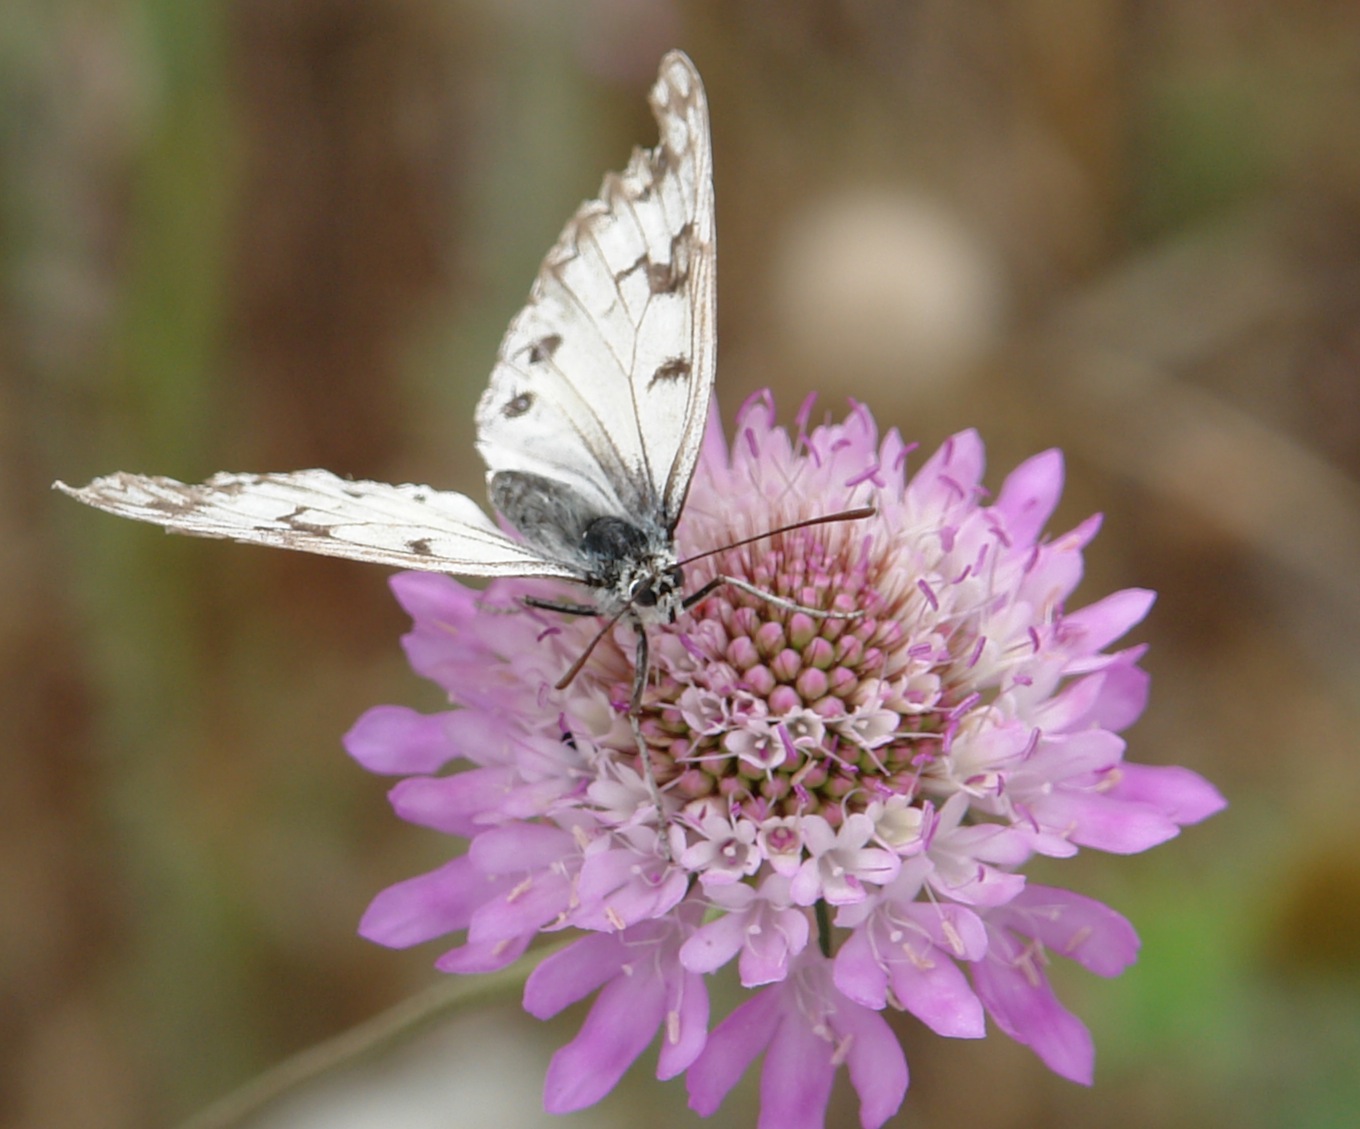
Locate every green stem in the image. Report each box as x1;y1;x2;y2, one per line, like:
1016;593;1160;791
175;946;562;1129
816;900;833;958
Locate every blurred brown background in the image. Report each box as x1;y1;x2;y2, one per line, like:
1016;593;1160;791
5;2;1360;1127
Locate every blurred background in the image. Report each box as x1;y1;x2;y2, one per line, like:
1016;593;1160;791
5;2;1359;1127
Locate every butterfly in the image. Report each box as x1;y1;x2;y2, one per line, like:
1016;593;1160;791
58;51;714;634
57;52;867;815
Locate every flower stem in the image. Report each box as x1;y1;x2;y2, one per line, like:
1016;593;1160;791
174;946;562;1129
815;899;833;958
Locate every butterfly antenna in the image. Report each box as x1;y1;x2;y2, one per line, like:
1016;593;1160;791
677;504;877;622
675;505;875;568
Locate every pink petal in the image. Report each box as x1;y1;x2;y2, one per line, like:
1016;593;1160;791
758;1010;837;1129
1024;728;1126;780
839;1000;911;1128
468;823;578;872
437;709;527;766
357;857;489;948
1008;885;1139;977
972;951;1095;1084
467;867;572;943
832;928;890;1009
388;769;508;835
680;911;748;975
697;394;730;473
687;989;782;1116
1061;588;1156;656
1031;674;1106;732
542;969;666;1112
993;449;1064;546
434;931;531;973
876;429;912;502
657;968;710;1079
1057;511;1103;552
1088;657;1151;731
344;706;457;774
1038;790;1182;854
834;908;986;1040
891;952;985;1038
1034;660;1150;736
389;570;477;624
912;429;986;513
1109;762;1227;826
524;933;626;1018
909;902;990;961
574;847;689;930
735;387;777;433
740;908;809;986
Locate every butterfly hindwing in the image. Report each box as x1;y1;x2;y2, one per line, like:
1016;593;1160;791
475;50;715;534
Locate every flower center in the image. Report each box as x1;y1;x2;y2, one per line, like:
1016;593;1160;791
611;527;962;826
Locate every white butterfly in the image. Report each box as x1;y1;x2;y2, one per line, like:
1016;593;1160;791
57;51;714;634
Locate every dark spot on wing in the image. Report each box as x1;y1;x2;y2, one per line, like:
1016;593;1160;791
408;537;434;556
646;258;683;294
669;223;694;273
276;505;332;538
651;357;691;386
615;254;648;286
504;392;534;418
616;226;693;297
526;334;561;365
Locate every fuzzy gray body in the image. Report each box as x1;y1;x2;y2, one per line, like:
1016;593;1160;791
489;469;684;621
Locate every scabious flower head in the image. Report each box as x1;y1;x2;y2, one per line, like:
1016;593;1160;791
346;392;1225;1127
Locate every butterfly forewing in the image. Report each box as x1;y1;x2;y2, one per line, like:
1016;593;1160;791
56;470;582;578
475;50;715;532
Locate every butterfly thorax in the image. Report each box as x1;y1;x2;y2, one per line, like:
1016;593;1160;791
580;514;685;623
489;469;684;623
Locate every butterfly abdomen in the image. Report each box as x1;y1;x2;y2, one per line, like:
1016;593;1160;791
489;470;600;568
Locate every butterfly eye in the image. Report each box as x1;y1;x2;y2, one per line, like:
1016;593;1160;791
629;564;684;610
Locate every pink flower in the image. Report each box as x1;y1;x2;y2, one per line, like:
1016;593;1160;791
347;392;1226;1124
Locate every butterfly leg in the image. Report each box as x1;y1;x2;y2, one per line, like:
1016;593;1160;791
682;575;863;619
625;624;674;858
523;595;599;617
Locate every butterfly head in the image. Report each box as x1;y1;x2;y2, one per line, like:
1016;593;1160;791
624;560;686;621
